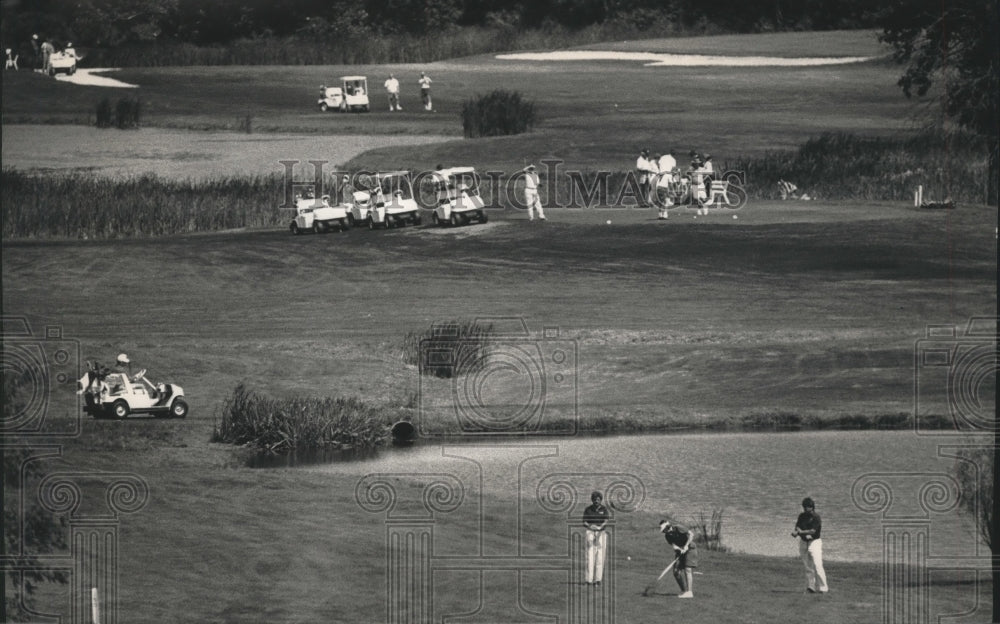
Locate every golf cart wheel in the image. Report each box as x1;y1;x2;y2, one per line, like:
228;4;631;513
431;213;440;226
68;66;76;76
320;102;329;112
450;213;459;227
290;222;300;235
339;102;347;113
413;214;422;226
363;105;370;112
368;216;376;230
340;218;349;231
313;221;323;234
48;67;55;77
111;400;130;420
346;214;355;227
479;211;488;223
170;398;189;419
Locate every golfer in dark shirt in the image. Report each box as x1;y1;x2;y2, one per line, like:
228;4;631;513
659;519;697;597
793;497;828;593
582;491;609;585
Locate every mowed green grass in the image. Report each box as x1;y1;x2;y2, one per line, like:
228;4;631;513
2;30;995;623
2;30;918;177
7;201;996;623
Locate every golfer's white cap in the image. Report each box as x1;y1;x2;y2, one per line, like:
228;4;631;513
658;519;671;532
116;353;130;364
525;164;536;171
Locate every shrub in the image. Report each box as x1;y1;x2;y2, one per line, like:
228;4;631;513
402;320;496;378
95;97;113;128
212;383;391;453
461;90;536;138
115;97;141;129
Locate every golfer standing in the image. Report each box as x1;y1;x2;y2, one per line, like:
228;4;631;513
523;164;545;221
659;519;697;598
635;149;653;206
40;37;54;74
384;74;401;111
582;491;610;585
418;72;433;111
793;497;828;593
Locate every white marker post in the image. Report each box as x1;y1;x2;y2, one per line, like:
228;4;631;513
918;185;923;206
91;587;100;624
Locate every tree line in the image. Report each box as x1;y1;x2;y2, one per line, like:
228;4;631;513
2;0;874;50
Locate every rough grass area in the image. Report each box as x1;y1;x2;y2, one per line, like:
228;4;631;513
212;384;391;453
1;170;283;239
402;319;496;378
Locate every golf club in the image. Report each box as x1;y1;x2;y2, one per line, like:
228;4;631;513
642;559;676;596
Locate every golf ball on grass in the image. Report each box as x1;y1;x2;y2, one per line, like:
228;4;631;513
733;214;738;219
606;220;612;225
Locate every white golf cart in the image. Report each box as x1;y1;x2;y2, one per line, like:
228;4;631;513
364;171;422;229
80;370;188;419
48;50;77;76
431;167;489;226
287;189;351;235
317;85;344;112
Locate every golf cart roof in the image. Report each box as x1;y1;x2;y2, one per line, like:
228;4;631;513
341;75;367;81
436;167;477;177
378;170;411;178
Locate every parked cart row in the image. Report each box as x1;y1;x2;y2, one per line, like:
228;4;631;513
287;168;488;235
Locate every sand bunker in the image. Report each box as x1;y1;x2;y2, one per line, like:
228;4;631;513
53;68;138;88
496;50;872;66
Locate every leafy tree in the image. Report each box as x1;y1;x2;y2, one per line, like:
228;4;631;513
876;0;999;205
2;370;68;620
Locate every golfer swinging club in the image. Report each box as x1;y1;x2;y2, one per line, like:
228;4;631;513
658;519;697;598
582;491;609;585
792;497;828;593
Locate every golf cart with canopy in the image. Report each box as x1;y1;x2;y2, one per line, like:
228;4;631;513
430;167;489;226
364;171;422;229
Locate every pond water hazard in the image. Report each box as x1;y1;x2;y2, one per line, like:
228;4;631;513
270;430;982;564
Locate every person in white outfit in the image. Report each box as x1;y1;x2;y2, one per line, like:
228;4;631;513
523;164;545;221
384;74;401;111
582;491;609;585
793;497;828;594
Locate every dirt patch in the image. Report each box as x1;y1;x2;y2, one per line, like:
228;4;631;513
412;221;508;238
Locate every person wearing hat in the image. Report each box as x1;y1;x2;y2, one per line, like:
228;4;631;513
115;353;133;377
384;74;401;111
658;519;697;598
418;72;433;111
792;497;828;593
582;491;610;585
635;149;655;207
523;164;546;221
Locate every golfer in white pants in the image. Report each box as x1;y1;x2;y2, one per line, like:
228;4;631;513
793;497;828;593
582;491;609;584
524;164;546;221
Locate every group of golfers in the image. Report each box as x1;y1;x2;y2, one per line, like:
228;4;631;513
382;72;434;112
583;492;827;598
635;148;718;216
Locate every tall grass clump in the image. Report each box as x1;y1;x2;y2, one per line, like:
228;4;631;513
1;170;286;239
462;90;536;138
402;320;496;378
213;383;390;453
731;130;991;204
693;509;729;552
